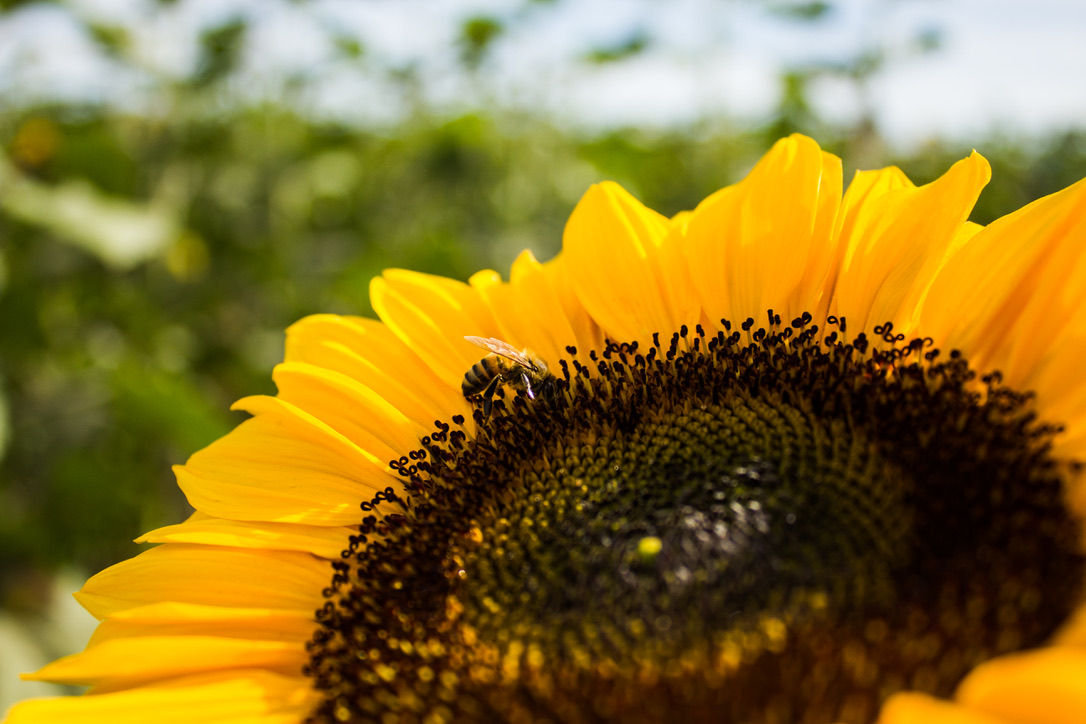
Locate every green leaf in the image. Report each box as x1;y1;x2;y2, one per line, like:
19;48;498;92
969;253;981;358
459;16;504;69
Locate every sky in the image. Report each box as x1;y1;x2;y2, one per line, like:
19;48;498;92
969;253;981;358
1;0;1085;148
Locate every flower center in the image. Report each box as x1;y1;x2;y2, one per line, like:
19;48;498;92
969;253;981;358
305;316;1084;724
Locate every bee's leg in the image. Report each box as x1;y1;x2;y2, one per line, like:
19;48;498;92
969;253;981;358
522;373;536;400
480;376;501;417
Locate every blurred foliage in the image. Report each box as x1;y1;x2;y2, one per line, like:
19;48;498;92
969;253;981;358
583;30;650;64
2;0;1086;614
459;16;505;69
768;1;834;21
191;20;248;89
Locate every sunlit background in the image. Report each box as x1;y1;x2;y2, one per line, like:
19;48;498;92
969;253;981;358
3;0;1086;713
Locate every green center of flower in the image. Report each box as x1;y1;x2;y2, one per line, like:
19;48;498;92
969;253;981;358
304;316;1084;724
458;396;912;664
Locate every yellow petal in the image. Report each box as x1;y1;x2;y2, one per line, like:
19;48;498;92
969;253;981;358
233;393;390;469
653;212;702;333
921;177;1086;460
536;252;604;354
87;603;317;646
3;670;319;724
562;181;683;346
830;151;990;337
137;515;352;558
685;134;843;328
284;314;461;435
955;647;1086;724
878;692;1010;724
74;544;328;620
26;636;306;689
271;361;421;466
370;269;499;388
470;251;579;366
175;396;397;525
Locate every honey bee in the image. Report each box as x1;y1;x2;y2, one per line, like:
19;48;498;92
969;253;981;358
462;336;557;415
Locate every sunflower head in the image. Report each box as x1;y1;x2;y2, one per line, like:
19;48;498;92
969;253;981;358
306;317;1083;723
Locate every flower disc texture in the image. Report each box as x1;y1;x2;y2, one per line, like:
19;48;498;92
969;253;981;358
8;134;1086;724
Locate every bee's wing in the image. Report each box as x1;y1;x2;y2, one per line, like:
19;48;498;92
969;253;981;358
464;336;533;368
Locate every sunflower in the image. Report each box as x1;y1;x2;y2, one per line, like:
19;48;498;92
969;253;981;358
7;134;1086;724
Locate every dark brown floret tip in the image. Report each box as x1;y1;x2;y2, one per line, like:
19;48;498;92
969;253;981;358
305;314;1085;724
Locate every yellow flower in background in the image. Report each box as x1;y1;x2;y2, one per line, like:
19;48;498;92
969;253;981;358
7;134;1086;723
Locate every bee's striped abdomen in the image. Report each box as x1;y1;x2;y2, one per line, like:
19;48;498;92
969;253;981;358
462;355;503;397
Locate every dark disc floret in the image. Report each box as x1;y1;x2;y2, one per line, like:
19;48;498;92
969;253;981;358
304;314;1085;724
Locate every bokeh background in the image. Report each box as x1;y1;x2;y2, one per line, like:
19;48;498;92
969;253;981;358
3;0;1086;713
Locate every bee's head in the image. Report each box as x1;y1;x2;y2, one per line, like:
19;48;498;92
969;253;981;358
535;370;559;401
